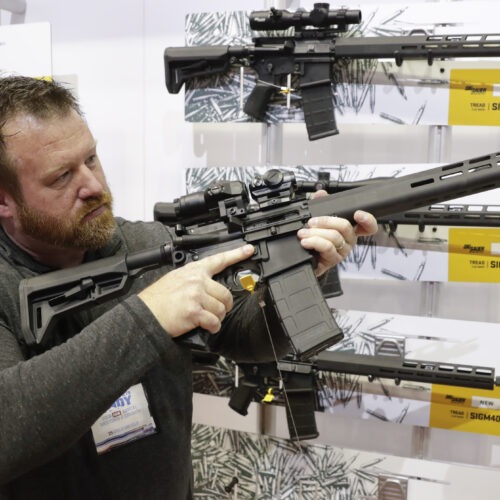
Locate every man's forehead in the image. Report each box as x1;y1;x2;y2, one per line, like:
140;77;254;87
2;113;37;137
4;112;95;177
4;109;78;131
5;111;92;147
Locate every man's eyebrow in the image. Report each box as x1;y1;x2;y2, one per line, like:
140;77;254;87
43;164;71;180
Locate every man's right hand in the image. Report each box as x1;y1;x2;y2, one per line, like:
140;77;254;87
138;244;255;338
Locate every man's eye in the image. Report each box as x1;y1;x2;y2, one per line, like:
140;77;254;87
54;171;70;185
86;155;98;168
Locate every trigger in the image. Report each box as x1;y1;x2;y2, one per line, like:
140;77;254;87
239;274;257;293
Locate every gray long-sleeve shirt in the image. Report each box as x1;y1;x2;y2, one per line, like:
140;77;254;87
0;218;289;499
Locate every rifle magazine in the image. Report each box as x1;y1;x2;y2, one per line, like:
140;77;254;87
300;82;338;140
267;263;344;361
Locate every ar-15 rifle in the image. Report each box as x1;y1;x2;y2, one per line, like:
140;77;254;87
229;350;499;441
18;151;500;360
164;3;500;141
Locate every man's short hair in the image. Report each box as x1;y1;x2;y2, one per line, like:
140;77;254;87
0;76;82;202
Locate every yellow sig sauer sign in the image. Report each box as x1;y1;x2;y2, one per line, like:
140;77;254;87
449;228;500;283
449;69;500;126
430;384;500;436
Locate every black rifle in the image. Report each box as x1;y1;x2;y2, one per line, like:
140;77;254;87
18;151;500;360
164;3;500;141
230;352;499;441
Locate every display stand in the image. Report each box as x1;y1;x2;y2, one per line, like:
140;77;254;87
179;2;500;497
412;124;452;457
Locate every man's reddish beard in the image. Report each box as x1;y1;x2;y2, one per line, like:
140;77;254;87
17;192;116;250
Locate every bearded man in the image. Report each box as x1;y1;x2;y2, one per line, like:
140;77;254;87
0;76;377;499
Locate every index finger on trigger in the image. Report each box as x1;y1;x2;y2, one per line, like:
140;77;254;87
201;244;255;277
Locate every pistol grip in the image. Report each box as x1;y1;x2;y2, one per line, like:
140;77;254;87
267;263;344;360
244;81;275;120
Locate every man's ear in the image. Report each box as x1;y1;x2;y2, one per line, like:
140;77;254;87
0;190;16;218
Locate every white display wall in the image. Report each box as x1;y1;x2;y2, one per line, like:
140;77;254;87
6;0;500;498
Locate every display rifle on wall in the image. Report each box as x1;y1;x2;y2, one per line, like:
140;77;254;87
19;151;500;439
163;3;500;141
229;352;499;441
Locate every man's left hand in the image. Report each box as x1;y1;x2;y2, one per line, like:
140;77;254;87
297;191;378;276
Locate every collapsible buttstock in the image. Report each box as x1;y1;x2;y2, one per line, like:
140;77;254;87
164;45;232;94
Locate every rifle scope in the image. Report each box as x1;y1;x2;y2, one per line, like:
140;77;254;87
249;3;362;31
153;180;250;227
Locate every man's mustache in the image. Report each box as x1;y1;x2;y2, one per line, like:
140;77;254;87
79;192;113;219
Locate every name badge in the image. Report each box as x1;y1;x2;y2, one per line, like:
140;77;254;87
91;383;157;454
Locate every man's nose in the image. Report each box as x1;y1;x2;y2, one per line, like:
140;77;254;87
77;166;106;199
